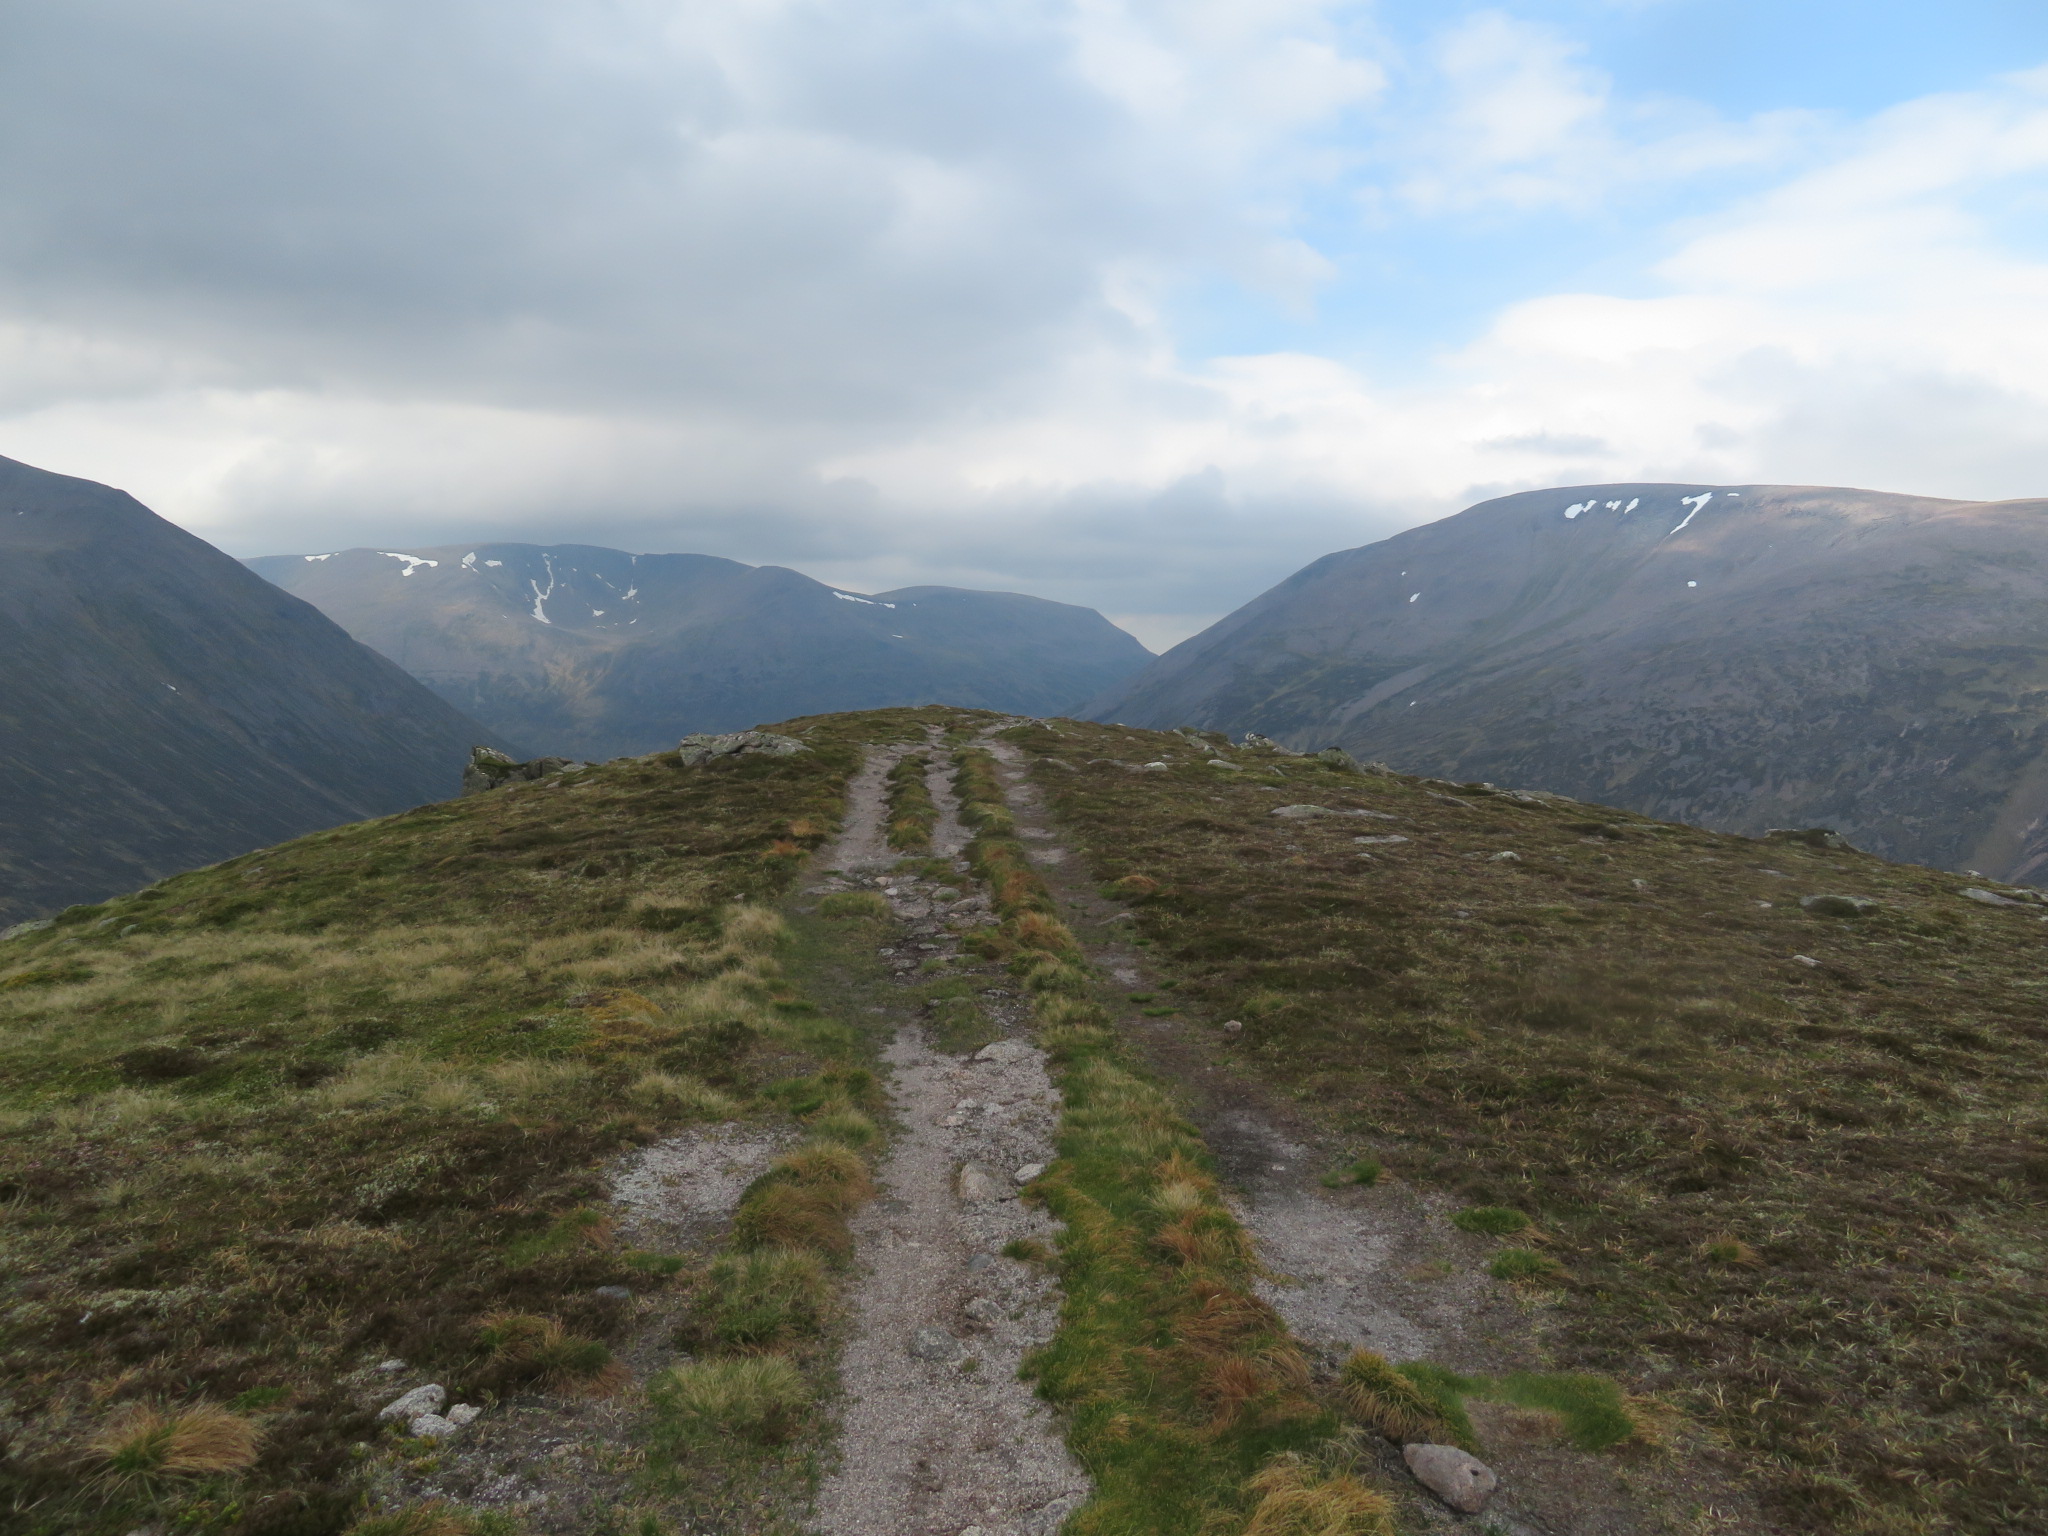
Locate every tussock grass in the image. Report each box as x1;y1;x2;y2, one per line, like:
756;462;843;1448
89;1402;262;1481
692;1247;832;1346
1452;1205;1531;1236
474;1312;628;1395
818;890;890;919
1333;1350;1467;1448
651;1355;809;1445
344;1504;512;1536
1243;1453;1397;1536
1488;1248;1567;1284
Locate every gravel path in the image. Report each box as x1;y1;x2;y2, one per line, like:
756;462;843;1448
809;738;1089;1536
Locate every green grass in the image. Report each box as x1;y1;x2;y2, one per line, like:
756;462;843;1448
1451;1205;1531;1236
1013;716;2048;1534
884;751;938;852
1318;1158;1382;1189
0;707;959;1535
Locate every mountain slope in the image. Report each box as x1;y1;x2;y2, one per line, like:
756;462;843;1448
0;455;510;924
247;543;1152;760
1087;482;2048;882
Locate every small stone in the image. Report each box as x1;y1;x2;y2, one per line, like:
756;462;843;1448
964;1296;1003;1322
1222;1020;1243;1033
1354;835;1409;845
593;1285;632;1302
1793;954;1821;967
966;1253;994;1272
1206;759;1241;770
374;1358;408;1374
1402;1443;1498;1514
1489;851;1521;862
408;1412;459;1440
446;1403;482;1426
1139;761;1169;771
909;1326;959;1361
377;1384;446;1422
1013;1162;1045;1184
1801;894;1878;917
974;1038;1033;1064
957;1165;1001;1202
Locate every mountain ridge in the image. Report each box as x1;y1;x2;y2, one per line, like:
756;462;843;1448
0;455;510;923
1086;480;2048;882
249;542;1152;761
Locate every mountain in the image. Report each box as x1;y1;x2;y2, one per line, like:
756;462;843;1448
0;455;511;924
247;543;1152;761
1086;481;2048;883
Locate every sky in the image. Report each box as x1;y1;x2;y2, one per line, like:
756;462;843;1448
4;2;2048;650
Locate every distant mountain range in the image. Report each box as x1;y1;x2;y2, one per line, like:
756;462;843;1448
0;456;509;924
248;544;1151;761
1088;481;2048;884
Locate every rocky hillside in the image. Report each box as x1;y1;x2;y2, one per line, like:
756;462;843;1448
248;543;1151;761
0;456;510;925
1086;482;2048;883
4;710;2040;1536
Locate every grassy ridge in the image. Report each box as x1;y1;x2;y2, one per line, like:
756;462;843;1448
884;751;937;852
1015;720;2048;1534
0;729;880;1535
950;747;1395;1536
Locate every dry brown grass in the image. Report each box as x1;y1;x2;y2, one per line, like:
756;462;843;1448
1334;1350;1459;1446
1243;1454;1398;1536
89;1402;262;1479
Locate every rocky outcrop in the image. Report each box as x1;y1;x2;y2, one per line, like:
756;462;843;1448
460;745;580;794
674;730;810;767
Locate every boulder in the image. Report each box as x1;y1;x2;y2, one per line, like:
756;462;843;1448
377;1383;446;1422
1801;894;1878;917
1962;886;2030;908
675;730;810;767
1313;746;1385;773
461;745;579;795
0;919;53;942
1402;1443;1498;1514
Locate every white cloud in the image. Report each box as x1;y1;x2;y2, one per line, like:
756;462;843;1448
3;5;2048;652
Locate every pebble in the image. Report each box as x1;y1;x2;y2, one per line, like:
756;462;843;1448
1403;1443;1498;1513
374;1358;408;1373
377;1384;445;1422
1013;1163;1045;1184
593;1285;632;1302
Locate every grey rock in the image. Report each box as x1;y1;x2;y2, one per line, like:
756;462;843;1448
0;919;53;942
1013;1162;1046;1184
1240;733;1298;754
462;744;578;794
1354;834;1409;845
963;1296;1004;1323
675;730;811;768
1403;1443;1498;1513
378;1383;446;1422
957;1164;1001;1202
1313;746;1371;773
908;1326;959;1361
593;1285;632;1301
1222;1019;1244;1033
374;1358;407;1374
408;1412;459;1440
1801;893;1878;917
966;1252;994;1272
1489;850;1522;862
1206;758;1242;770
974;1038;1033;1064
1962;886;2029;907
446;1403;482;1427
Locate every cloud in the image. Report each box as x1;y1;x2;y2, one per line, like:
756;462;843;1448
2;5;2048;650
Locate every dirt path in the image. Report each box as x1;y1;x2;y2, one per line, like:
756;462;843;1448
982;736;1758;1536
806;739;1089;1536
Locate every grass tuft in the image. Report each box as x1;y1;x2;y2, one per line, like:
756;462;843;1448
474;1313;627;1395
1333;1351;1464;1447
1318;1158;1382;1189
1487;1248;1567;1284
1243;1453;1398;1536
652;1355;808;1445
89;1402;262;1480
692;1247;831;1346
1452;1205;1531;1236
818;891;890;920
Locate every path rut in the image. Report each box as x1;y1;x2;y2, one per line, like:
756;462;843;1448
983;735;1760;1536
807;738;1088;1536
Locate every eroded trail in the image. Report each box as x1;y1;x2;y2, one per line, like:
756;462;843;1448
982;736;1757;1536
808;740;1088;1536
